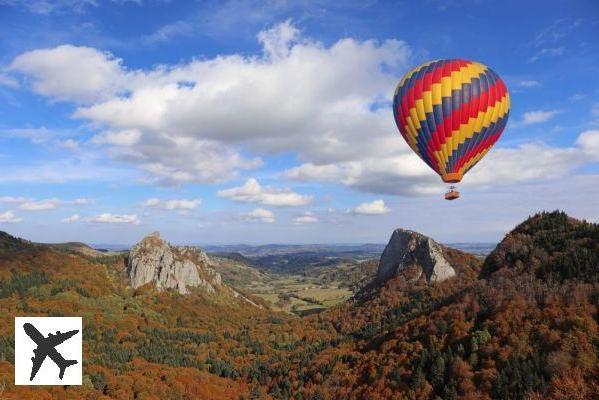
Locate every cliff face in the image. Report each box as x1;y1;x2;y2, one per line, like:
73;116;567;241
127;232;223;295
376;228;456;284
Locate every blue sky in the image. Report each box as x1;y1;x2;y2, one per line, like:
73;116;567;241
0;0;598;245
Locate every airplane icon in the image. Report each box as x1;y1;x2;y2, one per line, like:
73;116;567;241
23;322;79;381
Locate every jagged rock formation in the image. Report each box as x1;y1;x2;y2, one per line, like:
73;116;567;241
127;232;223;294
376;228;455;284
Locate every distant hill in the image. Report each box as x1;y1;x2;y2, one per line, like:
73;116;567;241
447;242;496;256
482;210;599;281
44;241;126;258
204;243;386;260
0;231;32;252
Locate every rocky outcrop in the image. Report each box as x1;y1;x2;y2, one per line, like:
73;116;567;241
127;232;222;294
376;229;455;284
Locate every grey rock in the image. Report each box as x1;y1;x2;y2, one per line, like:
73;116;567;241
376;228;455;284
127;232;222;294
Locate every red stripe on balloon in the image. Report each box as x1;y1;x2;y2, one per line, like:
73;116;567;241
417;76;506;170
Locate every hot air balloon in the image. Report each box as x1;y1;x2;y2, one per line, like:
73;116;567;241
392;59;510;200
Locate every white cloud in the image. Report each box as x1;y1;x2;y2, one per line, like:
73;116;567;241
521;109;561;125
142;198;161;207
61;214;80;223
141;197;160;208
91;129;142;146
141;198;202;210
0;0;102;15
0;211;22;223
518;80;540;88
60;139;79;150
18;198;62;211
89;213;140;225
12;21;412;188
464;143;580;186
257;19;299;60
286;128;599;195
293;211;318;224
11;45;128;103
73;198;93;205
351;199;390;215
283;153;441;196
3;197;92;211
218;178;312;206
242;208;275;223
0;72;18;88
576;130;599;160
0;196;29;203
1;127;83;153
164;199;201;210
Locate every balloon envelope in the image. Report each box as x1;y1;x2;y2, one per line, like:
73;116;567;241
393;59;510;183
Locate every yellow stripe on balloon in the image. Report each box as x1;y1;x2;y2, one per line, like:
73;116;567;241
405;117;420;153
422;89;433;114
435;94;509;162
459;146;491;176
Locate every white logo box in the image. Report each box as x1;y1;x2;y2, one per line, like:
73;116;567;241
14;317;82;385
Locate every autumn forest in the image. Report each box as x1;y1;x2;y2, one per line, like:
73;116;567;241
0;211;598;399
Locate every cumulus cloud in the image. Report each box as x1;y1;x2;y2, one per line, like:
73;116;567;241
11;21;412;188
218;178;312;206
451;130;599;188
89;213;140;225
293;211;318;224
521;110;561;125
242;208;276;223
350;199;390;215
11;45;128;103
61;214;80;223
0;211;22;223
283;152;442;196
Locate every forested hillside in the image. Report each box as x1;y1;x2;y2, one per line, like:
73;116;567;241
0;211;597;399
